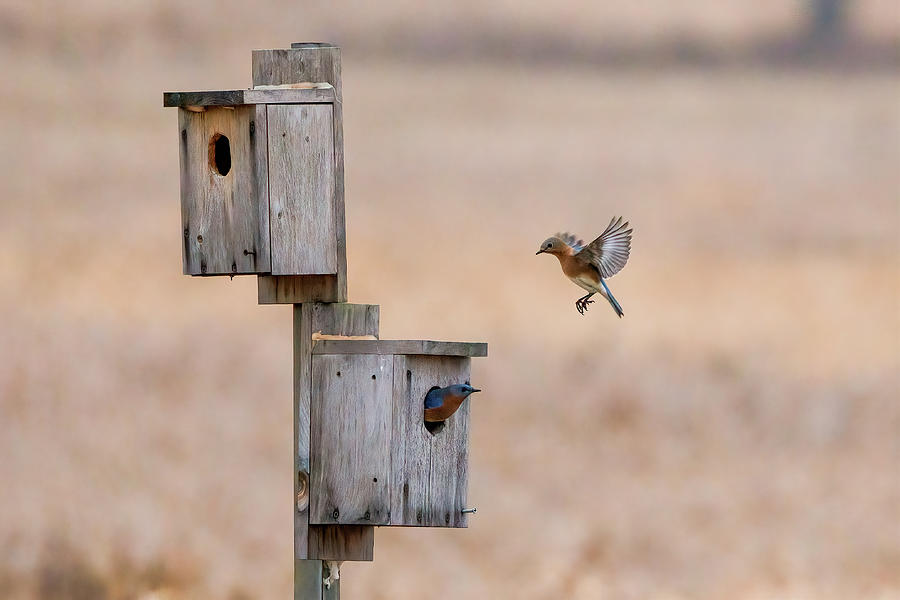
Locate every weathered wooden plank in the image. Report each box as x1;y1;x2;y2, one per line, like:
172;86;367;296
427;357;472;528
267;104;337;275
312;339;488;357
164;87;335;107
253;46;343;99
310;353;392;525
167;90;244;107
258;274;343;304
252;46;348;302
251;106;270;273
390;356;429;526
390;355;472;527
308;525;375;561
178;105;270;275
295;304;379;563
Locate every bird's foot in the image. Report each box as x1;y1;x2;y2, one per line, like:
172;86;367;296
575;297;595;315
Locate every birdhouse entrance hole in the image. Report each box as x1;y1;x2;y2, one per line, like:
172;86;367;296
424;386;446;436
209;133;231;176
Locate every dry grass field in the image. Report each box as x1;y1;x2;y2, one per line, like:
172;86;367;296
0;2;898;599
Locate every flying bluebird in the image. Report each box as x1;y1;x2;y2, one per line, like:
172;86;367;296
424;384;480;423
535;216;633;317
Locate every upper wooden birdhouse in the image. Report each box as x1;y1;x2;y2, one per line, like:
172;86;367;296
163;47;348;302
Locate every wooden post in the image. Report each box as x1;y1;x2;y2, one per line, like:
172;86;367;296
252;43;363;598
293;560;342;600
294;303;379;598
253;43;348;304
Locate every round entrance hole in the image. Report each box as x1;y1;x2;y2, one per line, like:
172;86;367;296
208;133;231;176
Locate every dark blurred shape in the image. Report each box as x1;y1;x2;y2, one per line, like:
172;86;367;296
810;0;847;43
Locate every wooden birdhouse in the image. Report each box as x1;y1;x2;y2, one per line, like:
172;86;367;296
164;43;348;302
308;339;487;528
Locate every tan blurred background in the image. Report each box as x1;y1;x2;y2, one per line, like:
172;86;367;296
1;2;898;599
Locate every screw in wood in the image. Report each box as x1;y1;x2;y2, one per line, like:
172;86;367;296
461;507;477;514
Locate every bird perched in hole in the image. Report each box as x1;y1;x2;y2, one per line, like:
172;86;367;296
536;216;633;317
424;384;480;422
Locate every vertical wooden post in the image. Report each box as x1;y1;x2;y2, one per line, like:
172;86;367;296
294;303;378;598
292;560;342;599
254;43;367;598
253;43;348;303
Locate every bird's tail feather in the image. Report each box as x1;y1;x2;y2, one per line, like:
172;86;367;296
600;279;624;318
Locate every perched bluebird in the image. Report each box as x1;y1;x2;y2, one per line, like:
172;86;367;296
424;384;480;423
536;216;633;317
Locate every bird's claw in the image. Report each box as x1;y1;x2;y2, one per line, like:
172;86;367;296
575;297;595;315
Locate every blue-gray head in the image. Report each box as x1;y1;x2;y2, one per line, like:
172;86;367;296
449;383;481;397
424;383;481;409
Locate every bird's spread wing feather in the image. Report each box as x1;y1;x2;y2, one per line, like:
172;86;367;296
575;216;633;278
555;232;585;252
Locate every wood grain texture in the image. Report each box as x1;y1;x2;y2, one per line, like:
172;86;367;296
164;87;335;107
308;525;374;561
252;46;348;300
178;105;270;275
310;353;392;525
267;104;337;275
258;274;342;304
390;355;472;527
253;47;343;99
295;304;379;562
312;339;488;357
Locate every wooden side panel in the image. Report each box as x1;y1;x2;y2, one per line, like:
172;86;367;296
267;104;337;275
178;105;269;275
390;355;472;527
295;304;379;560
310;354;392;525
258;274;342;304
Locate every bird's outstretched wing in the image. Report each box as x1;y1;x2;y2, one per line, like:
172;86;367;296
575;216;633;278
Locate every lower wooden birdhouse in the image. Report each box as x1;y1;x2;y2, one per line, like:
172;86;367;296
308;340;487;528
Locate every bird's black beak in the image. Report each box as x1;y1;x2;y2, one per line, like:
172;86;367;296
470;388;481;393
535;249;544;255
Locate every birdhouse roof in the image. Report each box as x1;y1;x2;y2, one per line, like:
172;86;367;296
311;339;488;357
163;85;336;108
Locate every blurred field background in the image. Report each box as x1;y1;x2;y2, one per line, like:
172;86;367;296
1;2;899;599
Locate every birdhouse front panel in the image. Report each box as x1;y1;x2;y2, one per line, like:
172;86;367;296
178;105;270;275
309;353;392;526
391;355;471;528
